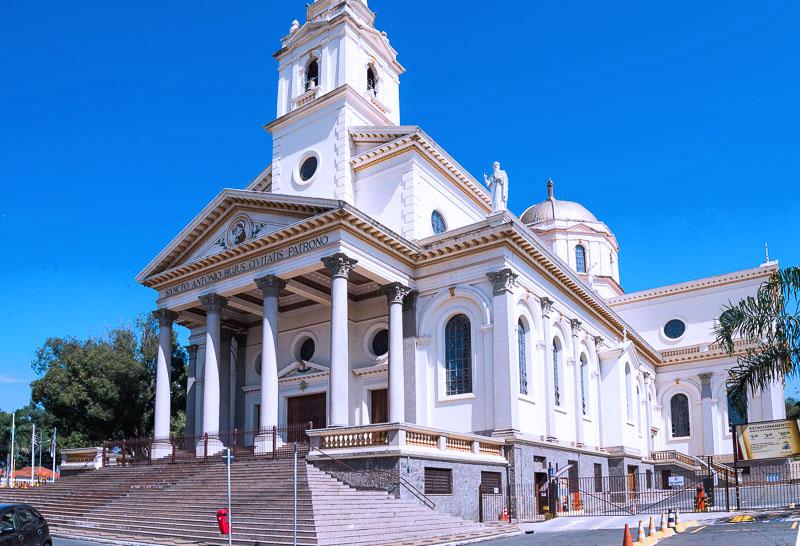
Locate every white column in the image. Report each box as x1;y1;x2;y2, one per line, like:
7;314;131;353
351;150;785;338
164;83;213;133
198;293;226;455
255;274;286;451
184;344;198;438
570;319;584;446
699;372;715;456
541;297;556;440
152;308;177;458
487;269;520;433
322;253;357;427
384;283;410;423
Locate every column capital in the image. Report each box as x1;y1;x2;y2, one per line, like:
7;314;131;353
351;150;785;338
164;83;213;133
594;335;605;348
255;274;287;298
322;252;358;278
570;318;582;337
199;293;227;314
152;308;178;327
383;282;411;304
540;296;555;318
699;372;713;399
487;268;518;295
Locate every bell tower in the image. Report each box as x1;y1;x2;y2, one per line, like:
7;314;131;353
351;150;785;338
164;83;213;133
266;0;404;202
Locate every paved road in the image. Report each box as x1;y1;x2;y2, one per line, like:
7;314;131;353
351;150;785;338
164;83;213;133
483;512;800;545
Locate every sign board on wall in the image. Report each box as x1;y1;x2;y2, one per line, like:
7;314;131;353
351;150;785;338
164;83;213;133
735;419;800;461
667;476;685;488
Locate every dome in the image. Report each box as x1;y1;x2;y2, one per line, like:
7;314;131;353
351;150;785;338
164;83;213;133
520;179;598;224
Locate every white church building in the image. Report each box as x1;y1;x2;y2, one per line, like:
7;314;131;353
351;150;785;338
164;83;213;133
137;0;785;519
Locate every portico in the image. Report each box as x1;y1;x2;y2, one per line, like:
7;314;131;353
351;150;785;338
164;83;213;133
144;205;416;456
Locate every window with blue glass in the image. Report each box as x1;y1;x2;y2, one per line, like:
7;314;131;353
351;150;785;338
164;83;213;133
664;319;686;339
575;245;587;273
580;354;588;414
518;320;528;395
445;314;472;395
553;339;562;406
431;210;447;235
671;393;691;437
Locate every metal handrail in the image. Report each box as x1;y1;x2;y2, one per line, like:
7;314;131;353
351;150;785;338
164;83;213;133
308;446;436;510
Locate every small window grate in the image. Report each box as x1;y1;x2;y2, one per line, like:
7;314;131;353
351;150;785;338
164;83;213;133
424;467;452;495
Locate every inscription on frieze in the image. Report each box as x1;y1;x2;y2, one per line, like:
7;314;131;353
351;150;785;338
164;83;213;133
162;235;330;297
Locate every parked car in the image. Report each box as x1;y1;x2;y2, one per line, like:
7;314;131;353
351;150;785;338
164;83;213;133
0;504;51;546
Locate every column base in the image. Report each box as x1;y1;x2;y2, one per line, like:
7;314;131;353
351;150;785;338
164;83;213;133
254;432;284;454
195;435;226;457
151;439;173;460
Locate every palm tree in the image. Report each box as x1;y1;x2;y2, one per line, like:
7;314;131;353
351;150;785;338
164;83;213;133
715;267;800;411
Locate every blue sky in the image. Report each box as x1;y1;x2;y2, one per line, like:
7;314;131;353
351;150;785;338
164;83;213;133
1;0;798;411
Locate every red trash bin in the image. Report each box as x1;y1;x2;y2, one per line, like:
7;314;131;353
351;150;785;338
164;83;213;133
216;508;230;535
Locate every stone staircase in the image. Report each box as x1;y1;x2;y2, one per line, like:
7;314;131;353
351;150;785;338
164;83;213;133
0;457;519;546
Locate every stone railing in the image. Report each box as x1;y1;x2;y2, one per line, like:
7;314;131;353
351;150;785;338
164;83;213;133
661;338;754;362
651;449;697;468
307;423;507;462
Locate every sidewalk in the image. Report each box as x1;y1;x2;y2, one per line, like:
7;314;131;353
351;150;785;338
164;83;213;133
518;511;735;533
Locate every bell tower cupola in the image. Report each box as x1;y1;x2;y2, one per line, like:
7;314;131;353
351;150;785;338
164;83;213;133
266;0;404;203
274;0;403;124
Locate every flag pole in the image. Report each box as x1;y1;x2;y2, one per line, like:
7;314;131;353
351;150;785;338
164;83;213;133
9;413;15;488
51;428;57;482
38;429;42;484
31;423;35;485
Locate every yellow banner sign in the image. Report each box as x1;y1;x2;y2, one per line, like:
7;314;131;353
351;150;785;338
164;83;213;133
736;419;800;461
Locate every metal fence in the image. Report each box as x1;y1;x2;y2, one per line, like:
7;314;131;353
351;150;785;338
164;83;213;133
101;422;313;466
482;460;799;521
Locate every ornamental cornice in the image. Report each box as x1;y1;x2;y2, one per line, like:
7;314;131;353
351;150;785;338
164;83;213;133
607;263;778;307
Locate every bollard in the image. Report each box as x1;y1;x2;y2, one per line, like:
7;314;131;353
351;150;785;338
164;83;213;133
622;523;633;546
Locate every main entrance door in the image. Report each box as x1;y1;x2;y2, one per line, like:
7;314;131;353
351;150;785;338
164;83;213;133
370;389;388;423
287;392;326;442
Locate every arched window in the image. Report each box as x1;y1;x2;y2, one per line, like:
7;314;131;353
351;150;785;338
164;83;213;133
518;320;528;395
580;354;588;415
553;339;562;406
305;58;319;91
670;393;691;437
575;245;587;273
445;314;472;395
625;364;633;420
727;389;748;432
367;65;377;95
636;386;642;433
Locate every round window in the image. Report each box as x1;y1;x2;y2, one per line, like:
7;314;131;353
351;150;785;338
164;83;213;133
664;319;686;339
299;156;318;182
299;338;316;361
255;355;262;376
371;329;389;357
431;210;447;235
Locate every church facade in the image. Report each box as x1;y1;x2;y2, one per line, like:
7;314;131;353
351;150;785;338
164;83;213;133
137;0;785;519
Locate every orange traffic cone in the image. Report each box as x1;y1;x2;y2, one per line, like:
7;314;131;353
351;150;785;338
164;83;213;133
636;520;646;543
623;523;633;546
498;507;509;522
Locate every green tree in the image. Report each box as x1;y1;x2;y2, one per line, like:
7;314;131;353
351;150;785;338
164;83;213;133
30;314;187;447
786;397;800;420
716;267;800;411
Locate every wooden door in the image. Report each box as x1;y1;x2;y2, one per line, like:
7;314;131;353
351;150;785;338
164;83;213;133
370;389;388;423
287;392;326;442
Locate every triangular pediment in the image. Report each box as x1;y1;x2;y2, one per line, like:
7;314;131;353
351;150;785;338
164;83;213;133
278;360;329;380
137;190;339;282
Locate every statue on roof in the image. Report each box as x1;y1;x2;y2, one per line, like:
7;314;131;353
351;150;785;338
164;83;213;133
483;161;509;213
